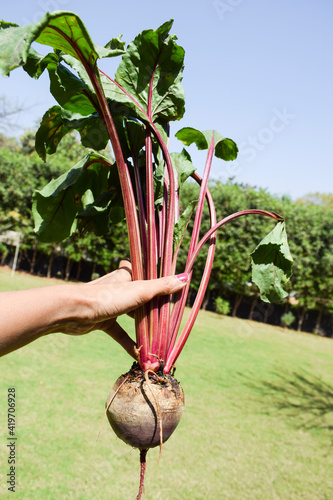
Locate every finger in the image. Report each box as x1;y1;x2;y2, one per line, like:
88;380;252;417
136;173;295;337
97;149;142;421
103;321;137;360
107;260;132;283
117;259;132;278
87;259;132;286
119;258;131;267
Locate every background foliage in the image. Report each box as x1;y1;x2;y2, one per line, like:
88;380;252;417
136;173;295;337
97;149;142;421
0;129;332;336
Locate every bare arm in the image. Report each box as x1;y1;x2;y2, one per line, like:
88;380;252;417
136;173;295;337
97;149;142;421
0;260;188;357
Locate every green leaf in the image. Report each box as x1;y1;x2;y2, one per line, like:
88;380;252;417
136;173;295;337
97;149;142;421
174;199;198;250
103;20;185;123
214;137;239;161
47;59;97;116
0;12;99;76
108;115;157;162
60;53;96;93
124;118;146;157
32;153;109;242
36;105;109;159
23;49;58;79
0;23;35;75
176;127;208;150
35;106;72;161
0;21;18;29
171;149;196;186
63;113;109;151
23;49;99;118
34;12;99;69
251;221;293;303
96;35;126;58
77;191;116;236
59;55;138;122
175;127;238;161
77;164;125;235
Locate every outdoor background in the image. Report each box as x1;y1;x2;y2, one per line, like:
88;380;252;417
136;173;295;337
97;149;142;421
1;1;333;499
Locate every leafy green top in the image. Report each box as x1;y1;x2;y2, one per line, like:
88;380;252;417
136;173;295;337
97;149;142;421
0;11;293;326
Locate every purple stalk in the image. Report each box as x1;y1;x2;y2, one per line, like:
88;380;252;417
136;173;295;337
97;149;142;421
159;174;169;272
166;172;217;359
99;69;176;368
98;68;177;279
167;138;216;352
145;128;159;356
187;209;282;274
188;136;215;254
125;123;148;273
146;134;176;361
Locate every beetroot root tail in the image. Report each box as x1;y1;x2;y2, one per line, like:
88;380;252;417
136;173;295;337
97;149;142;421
136;448;148;500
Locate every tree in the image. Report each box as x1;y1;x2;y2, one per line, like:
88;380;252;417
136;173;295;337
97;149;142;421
0;133;19;151
294;195;333;333
0;130;91;273
311;209;333;333
297;192;333;209
285;203;324;331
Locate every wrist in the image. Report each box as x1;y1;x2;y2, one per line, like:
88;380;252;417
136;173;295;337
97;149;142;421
48;285;97;332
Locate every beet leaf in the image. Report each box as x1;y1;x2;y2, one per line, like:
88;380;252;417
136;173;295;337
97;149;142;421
251;221;293;302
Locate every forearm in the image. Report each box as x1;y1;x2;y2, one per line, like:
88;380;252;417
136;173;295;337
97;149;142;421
0;285;93;356
0;271;188;357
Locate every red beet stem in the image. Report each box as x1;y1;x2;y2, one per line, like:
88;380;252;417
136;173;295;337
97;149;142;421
137;449;148;500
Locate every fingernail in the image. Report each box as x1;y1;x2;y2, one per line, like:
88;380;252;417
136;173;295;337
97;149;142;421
176;272;189;283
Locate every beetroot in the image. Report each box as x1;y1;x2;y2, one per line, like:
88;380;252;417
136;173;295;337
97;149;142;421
106;365;184;449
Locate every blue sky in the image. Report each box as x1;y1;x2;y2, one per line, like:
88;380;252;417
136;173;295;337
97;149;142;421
1;0;332;200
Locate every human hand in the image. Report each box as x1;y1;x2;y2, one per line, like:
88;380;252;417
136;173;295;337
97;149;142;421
60;260;189;360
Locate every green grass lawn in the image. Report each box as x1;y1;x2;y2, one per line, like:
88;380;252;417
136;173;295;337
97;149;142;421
0;268;332;499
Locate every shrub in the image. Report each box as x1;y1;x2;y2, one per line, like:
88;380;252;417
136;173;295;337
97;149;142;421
281;311;295;329
215;297;231;316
